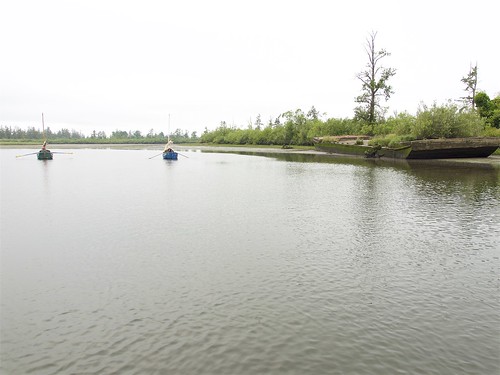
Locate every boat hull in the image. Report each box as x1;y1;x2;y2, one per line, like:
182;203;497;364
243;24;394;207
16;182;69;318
315;138;499;159
405;138;499;159
37;150;53;160
163;151;178;160
314;142;411;159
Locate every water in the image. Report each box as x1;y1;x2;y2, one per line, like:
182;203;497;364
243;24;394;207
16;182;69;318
1;147;499;374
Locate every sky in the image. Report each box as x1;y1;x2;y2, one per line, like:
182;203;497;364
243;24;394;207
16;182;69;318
1;0;499;137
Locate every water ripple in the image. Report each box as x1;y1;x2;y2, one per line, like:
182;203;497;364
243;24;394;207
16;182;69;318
1;150;498;374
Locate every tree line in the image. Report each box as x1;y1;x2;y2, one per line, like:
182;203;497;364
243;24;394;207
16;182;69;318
199;101;498;147
0;126;199;144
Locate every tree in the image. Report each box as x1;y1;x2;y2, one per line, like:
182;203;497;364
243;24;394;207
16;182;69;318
111;130;128;139
460;64;478;110
354;31;396;125
254;114;263;130
475;91;500;128
475;91;491;117
58;128;71;138
307;106;319;120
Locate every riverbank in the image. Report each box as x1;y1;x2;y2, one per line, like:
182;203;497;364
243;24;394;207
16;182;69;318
2;143;499;168
188;145;500;169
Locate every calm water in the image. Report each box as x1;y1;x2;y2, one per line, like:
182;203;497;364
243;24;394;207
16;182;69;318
1;147;499;375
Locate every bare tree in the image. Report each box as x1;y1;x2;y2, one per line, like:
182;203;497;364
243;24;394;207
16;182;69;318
354;31;396;125
460;64;478;110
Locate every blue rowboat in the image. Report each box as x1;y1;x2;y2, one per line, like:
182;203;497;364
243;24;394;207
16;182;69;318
163;151;178;160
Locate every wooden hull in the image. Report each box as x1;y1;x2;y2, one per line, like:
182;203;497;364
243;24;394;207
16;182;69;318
315;138;499;159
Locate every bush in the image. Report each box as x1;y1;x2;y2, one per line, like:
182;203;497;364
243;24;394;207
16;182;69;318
369;136;390;147
412;102;485;139
320;118;363;136
483;126;500;137
360;124;374;136
368;134;413;148
387;112;415;136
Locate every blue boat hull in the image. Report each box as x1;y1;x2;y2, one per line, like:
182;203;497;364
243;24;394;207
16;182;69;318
163;151;178;160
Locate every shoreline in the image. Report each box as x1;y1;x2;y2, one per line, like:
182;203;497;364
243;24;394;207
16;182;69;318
2;143;499;168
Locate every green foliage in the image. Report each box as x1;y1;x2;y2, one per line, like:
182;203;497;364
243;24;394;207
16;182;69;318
197;101;497;147
368;134;412;148
0;125;199;144
386;112;415;136
360;124;374;136
412;102;485;139
361;103;492;144
200;108;322;146
199;107;369;147
0;126;85;140
482;126;500;137
313;118;363;136
474;92;500;128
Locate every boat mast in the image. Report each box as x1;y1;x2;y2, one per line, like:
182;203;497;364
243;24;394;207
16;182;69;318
163;113;173;152
42;113;47;147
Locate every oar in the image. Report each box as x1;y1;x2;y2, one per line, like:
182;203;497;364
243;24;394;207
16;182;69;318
51;152;73;154
149;152;163;159
16;152;39;158
177;152;189;158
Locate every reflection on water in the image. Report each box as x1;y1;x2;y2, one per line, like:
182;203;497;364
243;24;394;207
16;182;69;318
1;147;499;375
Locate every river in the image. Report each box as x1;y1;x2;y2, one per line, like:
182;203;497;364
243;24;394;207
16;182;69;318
1;146;499;374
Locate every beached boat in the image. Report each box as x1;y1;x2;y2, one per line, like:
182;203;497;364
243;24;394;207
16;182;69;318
405;138;499;159
314;136;499;159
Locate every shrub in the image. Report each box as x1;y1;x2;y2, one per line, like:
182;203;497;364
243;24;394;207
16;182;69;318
387;112;415;135
483;126;500;137
412;102;485;139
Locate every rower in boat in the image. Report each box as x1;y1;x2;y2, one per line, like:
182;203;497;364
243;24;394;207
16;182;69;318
37;140;53;160
162;139;178;160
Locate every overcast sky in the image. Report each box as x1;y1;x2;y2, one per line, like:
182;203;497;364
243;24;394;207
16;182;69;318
1;0;499;136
